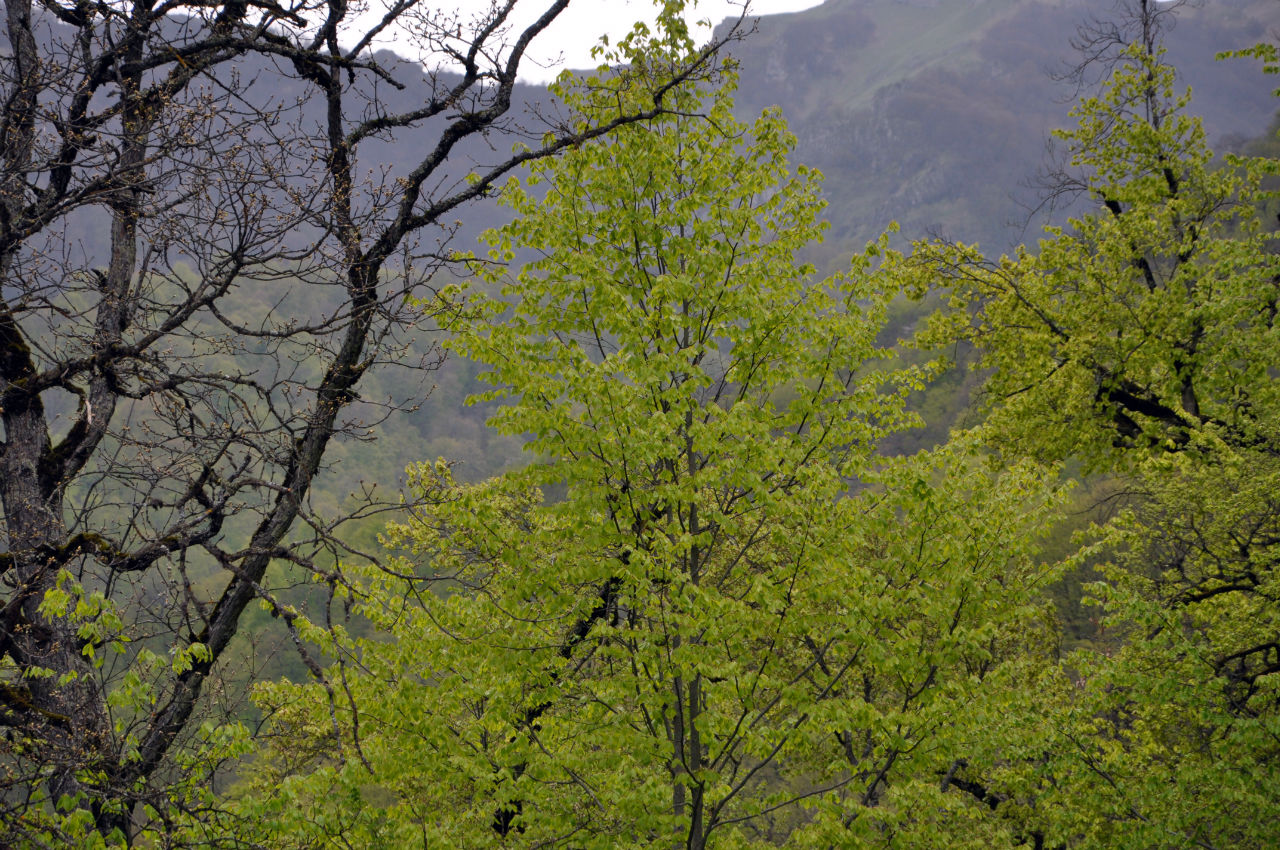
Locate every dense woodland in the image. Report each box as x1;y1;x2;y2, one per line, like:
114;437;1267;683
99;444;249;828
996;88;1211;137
1;0;1278;846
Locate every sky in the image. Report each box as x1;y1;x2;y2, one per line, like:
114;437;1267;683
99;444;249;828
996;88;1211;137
366;1;826;82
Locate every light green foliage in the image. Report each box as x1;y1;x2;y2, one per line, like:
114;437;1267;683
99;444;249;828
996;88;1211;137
899;42;1280;848
232;33;1066;849
903;44;1280;470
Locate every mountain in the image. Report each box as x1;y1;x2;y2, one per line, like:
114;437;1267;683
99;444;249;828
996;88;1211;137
715;0;1277;261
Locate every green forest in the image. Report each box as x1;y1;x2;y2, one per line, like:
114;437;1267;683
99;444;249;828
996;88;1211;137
1;0;1278;847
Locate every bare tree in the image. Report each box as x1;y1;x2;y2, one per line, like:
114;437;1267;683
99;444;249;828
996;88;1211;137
0;0;738;842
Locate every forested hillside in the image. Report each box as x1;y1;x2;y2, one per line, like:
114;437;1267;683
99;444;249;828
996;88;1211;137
1;0;1277;846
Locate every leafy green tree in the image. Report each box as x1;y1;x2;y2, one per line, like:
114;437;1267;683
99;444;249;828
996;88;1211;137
897;30;1280;848
233;46;1068;850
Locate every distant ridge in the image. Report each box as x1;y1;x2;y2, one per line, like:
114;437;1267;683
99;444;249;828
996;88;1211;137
715;0;1277;256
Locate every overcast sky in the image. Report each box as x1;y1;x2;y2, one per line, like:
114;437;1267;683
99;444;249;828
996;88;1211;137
367;1;826;82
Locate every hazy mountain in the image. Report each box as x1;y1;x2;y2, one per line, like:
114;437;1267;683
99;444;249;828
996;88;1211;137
715;0;1277;260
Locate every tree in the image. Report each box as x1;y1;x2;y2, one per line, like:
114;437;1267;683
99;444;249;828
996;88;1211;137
237;62;1068;848
0;1;737;843
895;5;1280;843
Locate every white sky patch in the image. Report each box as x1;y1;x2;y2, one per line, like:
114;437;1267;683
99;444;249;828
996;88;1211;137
357;1;825;82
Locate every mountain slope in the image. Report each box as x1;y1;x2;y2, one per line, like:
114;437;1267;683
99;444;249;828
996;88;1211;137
718;0;1277;258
